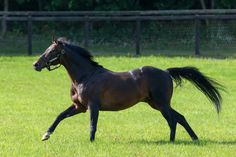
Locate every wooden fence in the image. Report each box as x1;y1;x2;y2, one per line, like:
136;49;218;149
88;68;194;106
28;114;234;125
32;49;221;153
1;9;236;55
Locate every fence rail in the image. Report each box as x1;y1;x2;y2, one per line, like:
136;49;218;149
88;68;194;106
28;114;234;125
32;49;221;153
1;10;236;55
2;9;236;16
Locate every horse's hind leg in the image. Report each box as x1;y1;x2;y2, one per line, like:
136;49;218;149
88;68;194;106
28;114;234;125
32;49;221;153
148;100;177;142
160;106;177;142
150;100;198;141
171;109;198;140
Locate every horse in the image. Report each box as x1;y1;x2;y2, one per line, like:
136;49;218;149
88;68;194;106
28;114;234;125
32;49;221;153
33;38;223;142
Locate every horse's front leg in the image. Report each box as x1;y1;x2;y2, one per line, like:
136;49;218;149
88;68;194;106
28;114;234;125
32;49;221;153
42;104;86;141
89;102;100;142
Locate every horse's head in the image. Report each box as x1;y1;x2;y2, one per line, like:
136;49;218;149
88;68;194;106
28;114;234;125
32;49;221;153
33;39;65;71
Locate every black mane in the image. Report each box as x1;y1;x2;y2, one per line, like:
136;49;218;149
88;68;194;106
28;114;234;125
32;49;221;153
57;38;102;67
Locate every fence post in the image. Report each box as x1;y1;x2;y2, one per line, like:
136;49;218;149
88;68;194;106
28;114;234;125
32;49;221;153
84;17;89;49
1;0;8;38
135;19;141;55
194;15;200;55
27;14;32;56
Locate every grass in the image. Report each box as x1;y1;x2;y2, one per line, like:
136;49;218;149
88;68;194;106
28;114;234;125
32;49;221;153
0;55;236;157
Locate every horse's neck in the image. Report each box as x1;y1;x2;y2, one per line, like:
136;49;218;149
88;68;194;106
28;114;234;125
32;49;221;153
62;55;98;84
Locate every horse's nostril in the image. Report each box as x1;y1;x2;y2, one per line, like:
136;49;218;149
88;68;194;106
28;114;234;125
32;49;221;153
33;62;42;71
33;62;39;67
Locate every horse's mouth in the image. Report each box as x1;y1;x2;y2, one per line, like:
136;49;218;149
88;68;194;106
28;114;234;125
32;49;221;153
34;67;42;72
33;65;42;72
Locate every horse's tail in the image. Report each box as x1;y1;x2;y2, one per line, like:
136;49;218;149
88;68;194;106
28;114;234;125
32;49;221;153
166;66;223;113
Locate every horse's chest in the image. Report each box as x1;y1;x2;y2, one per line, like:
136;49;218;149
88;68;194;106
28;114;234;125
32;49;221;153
71;93;79;103
75;84;89;105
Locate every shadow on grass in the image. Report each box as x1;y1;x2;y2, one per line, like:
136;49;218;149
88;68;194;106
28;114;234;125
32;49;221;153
129;139;236;146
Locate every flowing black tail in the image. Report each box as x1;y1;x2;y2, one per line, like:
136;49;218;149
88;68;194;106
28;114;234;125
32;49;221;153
167;66;223;113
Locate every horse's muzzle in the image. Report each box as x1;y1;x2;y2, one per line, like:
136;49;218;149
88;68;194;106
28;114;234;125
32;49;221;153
33;62;42;72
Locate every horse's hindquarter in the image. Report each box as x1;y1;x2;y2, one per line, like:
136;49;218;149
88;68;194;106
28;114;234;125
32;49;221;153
99;70;148;111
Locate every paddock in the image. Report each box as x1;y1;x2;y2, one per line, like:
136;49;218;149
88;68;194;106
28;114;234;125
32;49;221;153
0;56;235;156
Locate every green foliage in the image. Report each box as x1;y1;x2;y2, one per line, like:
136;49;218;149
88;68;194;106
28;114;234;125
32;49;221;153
215;0;236;8
153;0;194;10
4;0;236;11
15;0;31;4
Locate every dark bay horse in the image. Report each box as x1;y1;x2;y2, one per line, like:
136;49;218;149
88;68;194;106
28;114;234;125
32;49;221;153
33;38;223;142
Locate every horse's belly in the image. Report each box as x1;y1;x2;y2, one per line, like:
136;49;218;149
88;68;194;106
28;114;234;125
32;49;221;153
100;101;138;111
96;72;148;111
100;90;144;111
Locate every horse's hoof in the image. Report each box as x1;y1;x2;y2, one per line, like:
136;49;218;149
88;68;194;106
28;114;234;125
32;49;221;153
192;136;199;141
90;136;95;142
90;138;95;142
42;132;51;141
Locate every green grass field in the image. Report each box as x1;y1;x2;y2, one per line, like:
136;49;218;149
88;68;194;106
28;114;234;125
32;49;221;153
0;55;236;157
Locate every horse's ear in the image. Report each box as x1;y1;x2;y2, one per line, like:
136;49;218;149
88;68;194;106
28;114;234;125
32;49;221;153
52;36;57;44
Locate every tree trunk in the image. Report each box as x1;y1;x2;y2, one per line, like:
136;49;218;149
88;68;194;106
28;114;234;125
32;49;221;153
1;0;8;38
200;0;206;9
211;0;214;9
38;0;43;11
